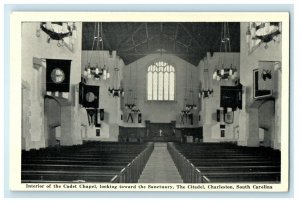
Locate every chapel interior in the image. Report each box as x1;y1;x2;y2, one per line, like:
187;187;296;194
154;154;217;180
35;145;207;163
21;21;283;183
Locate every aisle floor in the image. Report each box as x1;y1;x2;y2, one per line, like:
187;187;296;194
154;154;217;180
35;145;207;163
138;142;183;183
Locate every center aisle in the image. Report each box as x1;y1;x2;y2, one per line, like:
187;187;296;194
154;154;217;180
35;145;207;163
138;142;183;183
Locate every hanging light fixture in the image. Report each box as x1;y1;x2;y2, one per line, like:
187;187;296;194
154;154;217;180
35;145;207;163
212;22;238;81
250;22;281;49
82;22;109;82
130;61;140;113
199;59;213;98
38;22;77;47
125;90;136;109
125;65;136;109
185;65;197;111
181;64;197;115
108;59;124;97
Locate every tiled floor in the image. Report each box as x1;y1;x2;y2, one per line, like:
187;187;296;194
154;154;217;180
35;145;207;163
138;142;183;183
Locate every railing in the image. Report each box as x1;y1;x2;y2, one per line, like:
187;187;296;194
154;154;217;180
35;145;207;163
167;142;203;183
111;142;154;183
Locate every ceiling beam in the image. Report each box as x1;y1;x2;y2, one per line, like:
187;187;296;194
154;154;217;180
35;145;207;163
101;30;112;51
117;23;146;49
118;51;201;57
174;24;179;51
145;23;149;49
119;34;160;52
120;33;200;54
162;34;199;53
179;23;202;49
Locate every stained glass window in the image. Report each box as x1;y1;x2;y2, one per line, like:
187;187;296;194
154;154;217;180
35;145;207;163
147;61;175;101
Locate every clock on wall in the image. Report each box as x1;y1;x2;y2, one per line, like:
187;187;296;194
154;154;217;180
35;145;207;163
50;68;65;84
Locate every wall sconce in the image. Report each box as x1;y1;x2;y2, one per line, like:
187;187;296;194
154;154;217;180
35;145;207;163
261;69;272;81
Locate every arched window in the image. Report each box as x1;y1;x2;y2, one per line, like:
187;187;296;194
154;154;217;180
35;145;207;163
147;61;175;101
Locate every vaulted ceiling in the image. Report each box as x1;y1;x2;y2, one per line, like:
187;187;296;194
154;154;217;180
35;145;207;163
82;22;240;66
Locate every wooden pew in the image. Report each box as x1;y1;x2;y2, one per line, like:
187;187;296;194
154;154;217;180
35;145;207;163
168;142;281;183
22;171;118;183
22;142;154;183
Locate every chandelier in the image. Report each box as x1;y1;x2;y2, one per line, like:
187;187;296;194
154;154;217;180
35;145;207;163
108;61;124;97
82;22;110;82
212;22;238;81
124;88;137;110
246;22;281;49
182;65;197;114
212;64;238;81
199;60;213;98
185;88;197;111
38;22;77;47
125;63;141;113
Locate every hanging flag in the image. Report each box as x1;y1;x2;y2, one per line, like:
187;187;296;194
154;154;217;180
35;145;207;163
180;113;185;125
127;113;134;123
95;109;101;127
86;108;97;126
81;84;100;108
79;82;85;105
100;109;104;121
189;114;193;125
46;59;71;92
216;109;220;122
138;113;142;123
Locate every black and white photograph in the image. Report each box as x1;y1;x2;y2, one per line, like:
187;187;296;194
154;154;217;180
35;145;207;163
9;12;289;192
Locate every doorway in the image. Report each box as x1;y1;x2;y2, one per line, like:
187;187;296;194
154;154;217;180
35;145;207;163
44;96;61;147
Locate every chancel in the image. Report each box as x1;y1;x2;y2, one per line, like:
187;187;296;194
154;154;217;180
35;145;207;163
21;20;283;184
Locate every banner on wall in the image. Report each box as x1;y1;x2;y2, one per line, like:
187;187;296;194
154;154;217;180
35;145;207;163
80;84;100;108
220;83;243;111
46;59;71;92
